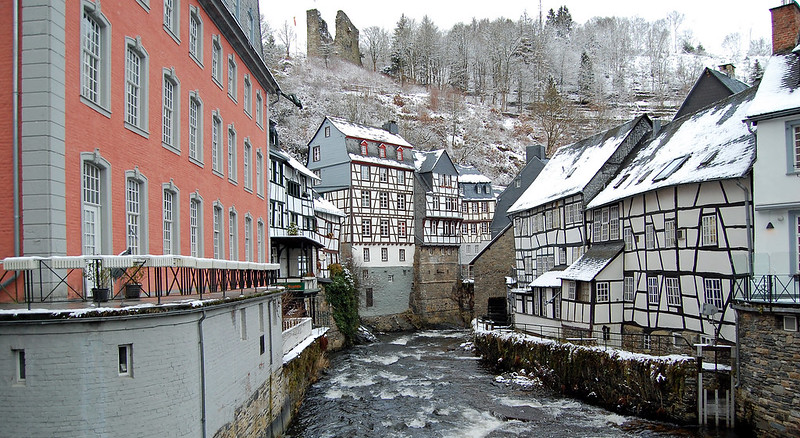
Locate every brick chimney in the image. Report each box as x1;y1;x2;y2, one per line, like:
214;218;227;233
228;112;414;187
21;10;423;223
771;1;800;54
718;63;736;79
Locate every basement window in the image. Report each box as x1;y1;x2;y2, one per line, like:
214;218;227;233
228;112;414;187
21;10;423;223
118;344;133;376
14;349;26;384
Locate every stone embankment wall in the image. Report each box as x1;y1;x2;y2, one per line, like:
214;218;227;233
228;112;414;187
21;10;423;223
474;326;698;424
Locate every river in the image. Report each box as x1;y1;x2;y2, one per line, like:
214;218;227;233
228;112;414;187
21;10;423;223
286;330;723;438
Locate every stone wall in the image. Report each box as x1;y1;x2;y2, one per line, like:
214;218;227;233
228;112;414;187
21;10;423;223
334;11;362;66
412;246;468;326
735;303;800;437
306;9;333;58
472;226;515;318
474;327;698;424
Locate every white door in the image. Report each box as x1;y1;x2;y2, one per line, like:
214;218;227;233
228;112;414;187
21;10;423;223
83;205;101;255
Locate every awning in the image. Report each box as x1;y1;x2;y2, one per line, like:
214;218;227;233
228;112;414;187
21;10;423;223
530;269;564;288
558;242;624;282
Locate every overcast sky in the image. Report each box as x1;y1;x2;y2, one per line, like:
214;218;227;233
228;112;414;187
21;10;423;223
259;0;774;57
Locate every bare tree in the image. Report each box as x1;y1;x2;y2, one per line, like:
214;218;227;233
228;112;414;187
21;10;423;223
361;26;389;72
666;11;684;54
276;20;296;59
722;32;742;59
533;76;573;155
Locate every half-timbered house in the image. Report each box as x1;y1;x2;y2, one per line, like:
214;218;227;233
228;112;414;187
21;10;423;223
507;116;652;333
412;150;465;323
313;194;345;279
456;164;496;278
491;145;548;238
305;117;415;319
583;87;756;350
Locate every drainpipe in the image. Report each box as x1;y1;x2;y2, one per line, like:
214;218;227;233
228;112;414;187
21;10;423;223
13;0;20;258
198;310;208;438
734;178;752;387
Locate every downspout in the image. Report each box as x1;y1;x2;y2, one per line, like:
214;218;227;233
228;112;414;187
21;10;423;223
13;0;20;258
734;178;752;388
198;310;208;438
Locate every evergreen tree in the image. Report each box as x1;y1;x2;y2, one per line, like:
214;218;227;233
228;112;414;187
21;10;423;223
750;59;764;86
578;51;595;104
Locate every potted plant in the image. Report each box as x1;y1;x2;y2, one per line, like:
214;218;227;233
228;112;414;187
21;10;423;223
124;261;146;299
87;259;111;302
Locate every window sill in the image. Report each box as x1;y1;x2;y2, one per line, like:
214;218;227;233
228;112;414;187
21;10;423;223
212;169;224;179
212;76;223;90
244;109;252;119
135;0;150;12
190;53;203;69
164;25;181;45
162;143;181;156
124;122;149;139
228;179;238;186
228;93;238;104
80;96;112;119
244;187;253;194
189;157;204;168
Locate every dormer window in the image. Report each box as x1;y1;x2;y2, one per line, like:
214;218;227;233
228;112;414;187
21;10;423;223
360;140;368;155
379;144;386;158
397;147;404;161
653;155;690;182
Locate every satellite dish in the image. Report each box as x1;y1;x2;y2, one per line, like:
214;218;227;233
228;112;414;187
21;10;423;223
701;303;719;316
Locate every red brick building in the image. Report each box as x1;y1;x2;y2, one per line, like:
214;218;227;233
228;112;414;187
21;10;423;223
0;0;279;299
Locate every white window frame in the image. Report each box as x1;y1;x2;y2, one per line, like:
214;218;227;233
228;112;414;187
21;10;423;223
380;219;389;237
118;344;133;376
256;91;263;127
361;191;370;208
229;208;238;260
702;214;718;246
363;248;370;262
163;0;180;42
243;139;252;191
13;349;26;384
228;124;237;184
243;75;252;116
256;149;264;197
596;282;609;303
211;110;223;175
360;165;370;181
124;37;149;136
623;227;634;251
244;215;253;262
645;223;655;249
257;219;265;263
162;68;181;153
188;91;203;165
188;5;203;66
162;182;180;255
227;54;237;101
399;249;406;261
647;276;659;305
80;1;111;115
379;191;389;209
665;219;676;248
362;219;372;237
381;247;388;262
81;153;112;256
567;281;576;300
190;193;203;257
211;35;222;86
213;202;224;259
623;275;635;302
312;146;320;162
704;278;724;310
665;277;681;306
125;170;148;254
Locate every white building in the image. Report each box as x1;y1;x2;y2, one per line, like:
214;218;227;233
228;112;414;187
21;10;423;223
456;164;495;278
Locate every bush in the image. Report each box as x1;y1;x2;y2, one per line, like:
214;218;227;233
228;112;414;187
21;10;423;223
326;264;360;346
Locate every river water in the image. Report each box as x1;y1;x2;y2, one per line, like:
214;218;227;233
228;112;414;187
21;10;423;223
286;330;716;438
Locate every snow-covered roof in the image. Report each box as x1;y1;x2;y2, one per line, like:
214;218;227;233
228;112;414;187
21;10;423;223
747;54;800;120
414;150;445;173
588;88;756;209
530;269;564;288
559;242;623;282
313;195;345;217
349;153;415;170
456;165;492;183
508;117;645;214
272;148;320;181
327;116;413;148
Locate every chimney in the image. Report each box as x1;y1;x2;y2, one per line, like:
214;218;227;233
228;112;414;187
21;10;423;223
770;1;800;54
652;119;662;139
717;63;735;79
526;144;546;162
382;120;399;135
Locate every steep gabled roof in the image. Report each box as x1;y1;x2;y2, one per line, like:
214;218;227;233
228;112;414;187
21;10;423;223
508;117;646;214
559;242;624;282
747;53;800;120
455;165;492;183
414;150;445;173
588;87;756;209
271;147;320;181
327;116;413;148
672;68;749;121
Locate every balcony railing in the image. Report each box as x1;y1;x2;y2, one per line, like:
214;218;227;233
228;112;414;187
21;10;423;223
733;274;800;304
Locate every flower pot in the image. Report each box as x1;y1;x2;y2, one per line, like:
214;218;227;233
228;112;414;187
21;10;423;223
92;287;110;302
125;283;142;299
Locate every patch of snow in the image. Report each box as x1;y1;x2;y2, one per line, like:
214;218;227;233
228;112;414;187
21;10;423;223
282;327;328;365
349;153;414;170
747;54;800;119
313;195;345;217
328;116;412;148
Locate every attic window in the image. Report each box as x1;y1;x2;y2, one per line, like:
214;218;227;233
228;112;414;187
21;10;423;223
397;147;404;161
653;155;690;182
613;174;630;189
565;167;576;178
360;140;368;155
379;144;386;158
324;126;330;137
698;150;718;168
636;170;652;184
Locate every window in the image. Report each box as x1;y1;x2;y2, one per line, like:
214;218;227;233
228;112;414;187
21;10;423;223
247;10;256;42
797;215;800;272
362;219;372;237
189;6;203;64
361;165;370;181
567;281;576;300
161;69;180;151
398;170;405;185
270;160;284;185
653;155;690;182
379;192;389;209
381;247;388;262
124;38;149;134
647;276;659;305
623;227;634;251
257;219;265;263
227;55;237;100
256;150;264;197
239;309;247;340
665;277;680;306
82;160;107;255
118;344;132;376
397;147;404;161
162;185;179;255
380;219;389;237
643;334;652;351
243;75;252;115
645;223;655;249
482;202;489;213
360;140;368;155
244;216;252;262
163;0;179;40
312;146;320;162
704;278;723;310
433;197;440;210
379;167;388;182
365;288;374;307
325;126;330;137
228;125;237;183
211;111;222;174
190;195;202;257
363;248;370;262
81;3;110;113
188;92;202;163
794;125;800;172
243;140;252;190
229;209;238;260
13;349;25;383
126;172;147;254
211;35;222;85
592;205;619;242
213;204;223;259
481;222;489;234
399;249;406;261
665;219;676;247
702;214;717;246
361;191;370;208
596;282;609;303
397;195;406;211
398;221;407;238
255;91;263;127
388;274;394;282
624;276;635;301
379;144;386;158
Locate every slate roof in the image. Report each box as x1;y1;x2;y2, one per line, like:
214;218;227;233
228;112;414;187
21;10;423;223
455;165;492;183
508;116;647;214
747;53;800;120
588;87;756;209
559;242;624;282
413;150;445;173
708;68;750;94
530;269;565;288
327;116;413;148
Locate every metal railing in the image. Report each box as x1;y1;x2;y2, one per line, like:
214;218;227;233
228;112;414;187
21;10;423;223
733;274;800;304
